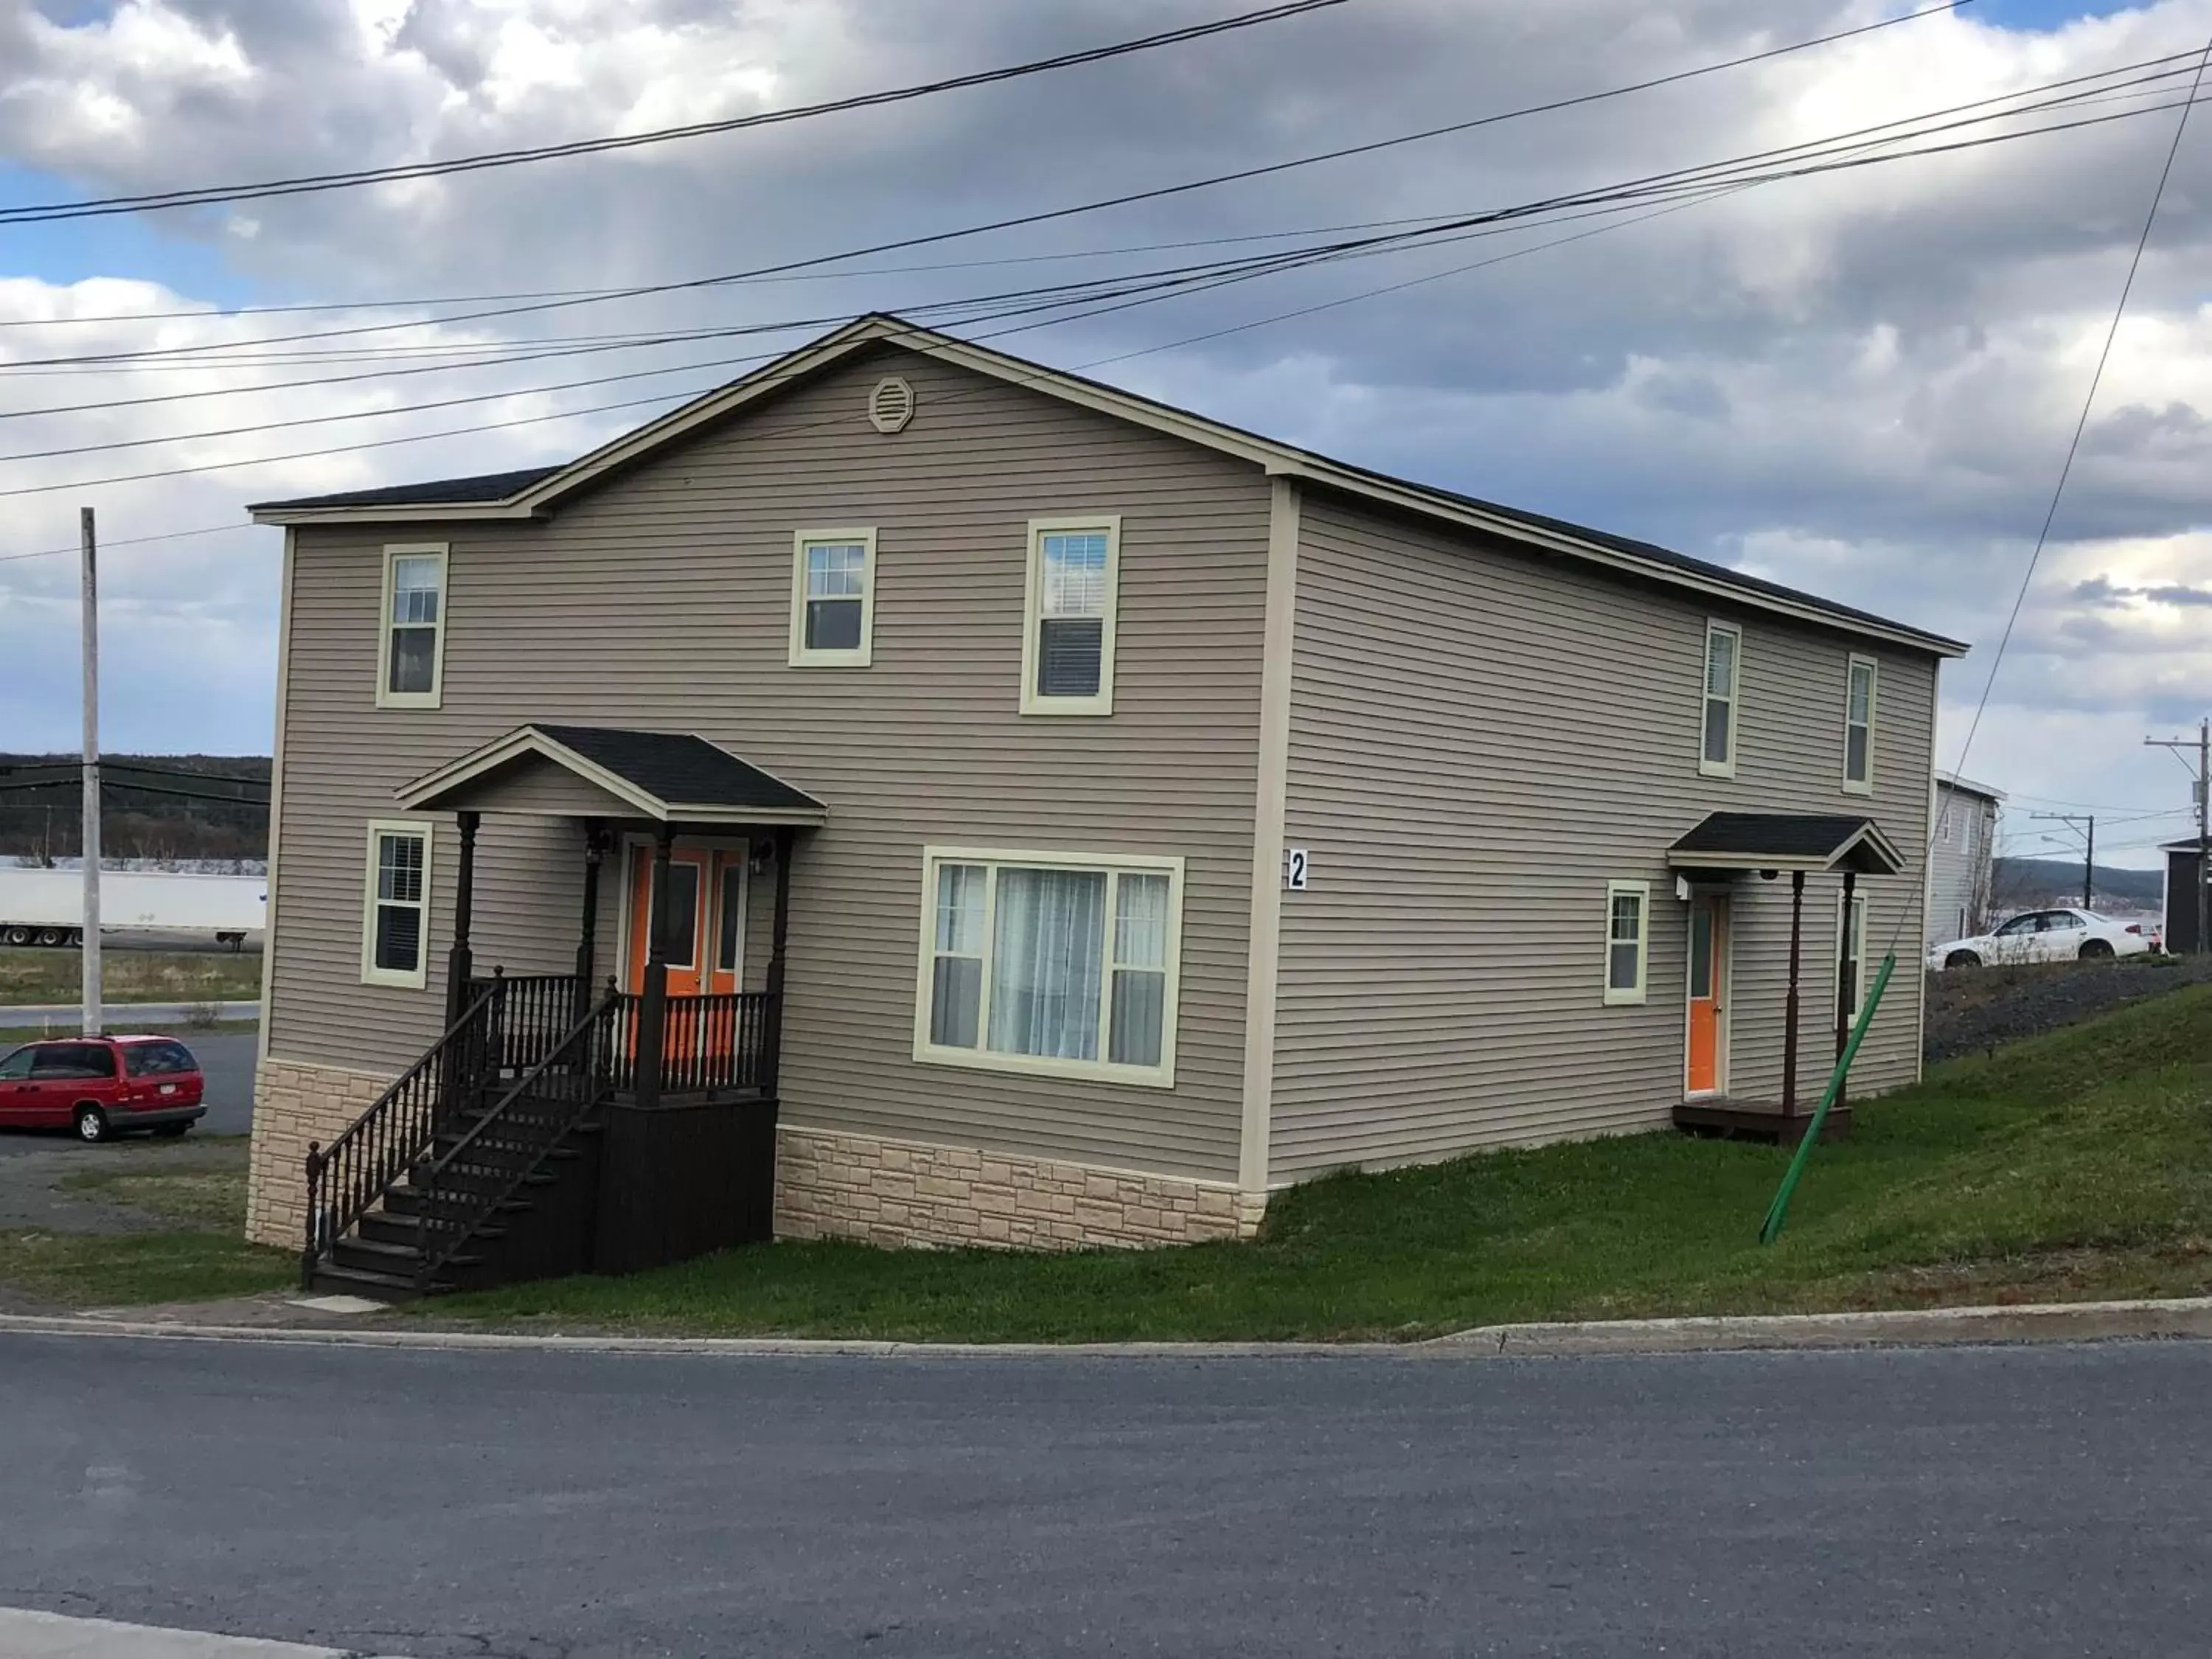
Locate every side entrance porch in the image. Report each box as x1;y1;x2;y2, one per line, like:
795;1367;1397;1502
300;724;827;1300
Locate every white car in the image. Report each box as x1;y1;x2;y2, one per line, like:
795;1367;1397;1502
1927;908;2159;971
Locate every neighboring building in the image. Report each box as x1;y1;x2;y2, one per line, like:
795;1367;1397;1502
2163;839;2210;955
1928;773;2003;948
243;314;1965;1292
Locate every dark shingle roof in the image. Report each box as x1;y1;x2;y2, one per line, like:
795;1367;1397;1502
1669;813;1904;875
246;465;561;512
532;726;823;815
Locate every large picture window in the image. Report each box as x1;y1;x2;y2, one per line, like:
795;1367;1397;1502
915;846;1182;1085
361;819;432;988
378;544;448;709
1020;517;1121;715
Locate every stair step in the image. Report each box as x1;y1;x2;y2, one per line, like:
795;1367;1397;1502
333;1234;483;1275
383;1186;535;1220
310;1262;448;1303
359;1210;512;1248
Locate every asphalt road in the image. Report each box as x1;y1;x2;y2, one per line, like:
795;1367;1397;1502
2;1335;2207;1657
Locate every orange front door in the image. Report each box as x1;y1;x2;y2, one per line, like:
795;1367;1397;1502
626;846;712;996
1686;894;1728;1096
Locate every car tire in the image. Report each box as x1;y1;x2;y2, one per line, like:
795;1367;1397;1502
152;1122;190;1138
1;925;28;946
73;1105;110;1144
2079;939;2115;959
1945;950;1983;970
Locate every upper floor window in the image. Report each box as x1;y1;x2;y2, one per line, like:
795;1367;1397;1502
788;529;877;667
1700;620;1741;777
1022;516;1121;715
378;543;448;709
1843;655;1877;793
362;819;432;989
915;846;1181;1086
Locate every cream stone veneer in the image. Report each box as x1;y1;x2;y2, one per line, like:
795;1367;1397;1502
246;1058;1267;1253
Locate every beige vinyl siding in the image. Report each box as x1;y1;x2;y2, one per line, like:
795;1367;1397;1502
434;755;639;818
267;346;1269;1183
1270;490;1934;1181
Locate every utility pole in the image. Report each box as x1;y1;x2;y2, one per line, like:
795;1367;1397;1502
80;507;101;1037
2146;718;2211;955
2030;811;2096;908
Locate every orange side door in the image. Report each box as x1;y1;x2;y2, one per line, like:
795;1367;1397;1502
1686;900;1720;1096
626;846;712;997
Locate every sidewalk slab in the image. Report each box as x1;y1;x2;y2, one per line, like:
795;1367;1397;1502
0;1608;397;1659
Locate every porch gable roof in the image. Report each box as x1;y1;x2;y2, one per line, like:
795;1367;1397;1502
397;724;827;824
1666;813;1905;876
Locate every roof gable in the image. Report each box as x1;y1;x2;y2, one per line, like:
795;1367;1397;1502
250;313;1966;657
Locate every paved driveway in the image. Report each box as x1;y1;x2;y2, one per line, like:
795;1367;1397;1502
1;1334;2207;1656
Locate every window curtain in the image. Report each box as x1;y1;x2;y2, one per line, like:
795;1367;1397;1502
987;868;1106;1060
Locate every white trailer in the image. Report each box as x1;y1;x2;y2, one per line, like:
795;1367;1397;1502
0;868;266;949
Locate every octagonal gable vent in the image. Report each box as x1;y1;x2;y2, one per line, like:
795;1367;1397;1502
868;375;916;434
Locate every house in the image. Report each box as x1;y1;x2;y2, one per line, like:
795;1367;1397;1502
2162;838;2209;955
241;313;1966;1295
1927;773;2003;947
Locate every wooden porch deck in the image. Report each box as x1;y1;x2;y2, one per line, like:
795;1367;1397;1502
1672;1098;1854;1146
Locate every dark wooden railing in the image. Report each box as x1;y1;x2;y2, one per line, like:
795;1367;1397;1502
470;970;588;1077
411;991;622;1291
300;987;498;1288
631;990;777;1096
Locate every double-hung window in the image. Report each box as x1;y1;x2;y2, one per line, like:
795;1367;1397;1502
378;544;448;709
916;846;1181;1085
1022;517;1120;714
362;820;432;988
1604;880;1649;1005
1843;654;1877;793
789;529;877;667
1700;621;1741;777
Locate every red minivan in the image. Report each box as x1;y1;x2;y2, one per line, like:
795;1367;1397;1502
0;1035;206;1143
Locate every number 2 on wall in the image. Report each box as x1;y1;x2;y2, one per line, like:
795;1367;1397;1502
1284;848;1310;891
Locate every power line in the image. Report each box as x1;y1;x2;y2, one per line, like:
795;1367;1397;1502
0;1;1975;369
6;56;2194;493
1898;33;2212;956
0;1;1349;227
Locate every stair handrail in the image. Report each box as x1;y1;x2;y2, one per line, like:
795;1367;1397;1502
300;985;501;1288
412;989;619;1290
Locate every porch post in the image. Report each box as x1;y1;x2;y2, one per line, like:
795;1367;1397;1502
1782;871;1804;1115
633;821;676;1111
1835;868;1859;1110
763;827;793;1096
574;819;604;1026
445;810;480;1026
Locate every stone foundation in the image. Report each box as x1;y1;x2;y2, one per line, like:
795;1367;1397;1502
246;1057;1267;1255
773;1125;1266;1251
245;1056;398;1249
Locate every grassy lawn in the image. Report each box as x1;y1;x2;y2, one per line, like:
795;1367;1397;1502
0;947;261;1007
0;1140;291;1310
0;1019;258;1048
441;987;2212;1342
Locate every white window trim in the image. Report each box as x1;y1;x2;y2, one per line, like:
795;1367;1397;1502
1603;880;1651;1006
1020;515;1121;717
911;843;1183;1088
360;818;434;990
1698;619;1742;779
787;527;877;668
1835;890;1869;1023
375;543;449;710
1843;653;1878;796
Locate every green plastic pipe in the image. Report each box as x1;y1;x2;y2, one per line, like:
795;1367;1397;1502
1760;950;1896;1245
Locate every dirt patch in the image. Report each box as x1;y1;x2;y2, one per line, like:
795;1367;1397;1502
1925;953;2212;1062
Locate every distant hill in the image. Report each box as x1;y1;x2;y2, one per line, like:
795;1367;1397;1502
1992;855;2163;914
0;754;269;865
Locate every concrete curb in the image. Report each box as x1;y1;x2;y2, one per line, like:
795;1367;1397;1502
1;1295;2209;1359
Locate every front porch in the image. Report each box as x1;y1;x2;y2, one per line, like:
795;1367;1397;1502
1665;813;1907;1146
301;724;827;1298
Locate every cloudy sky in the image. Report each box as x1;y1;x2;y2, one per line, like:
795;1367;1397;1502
1;0;2208;866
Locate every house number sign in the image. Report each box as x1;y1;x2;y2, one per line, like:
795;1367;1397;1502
1284;848;1310;891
